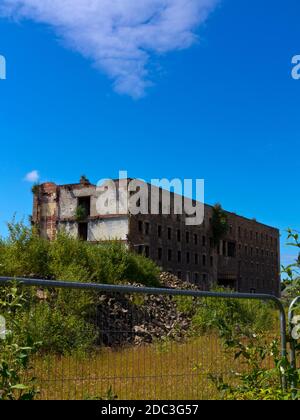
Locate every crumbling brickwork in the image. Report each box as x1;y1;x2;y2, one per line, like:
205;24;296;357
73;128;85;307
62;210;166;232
32;177;281;296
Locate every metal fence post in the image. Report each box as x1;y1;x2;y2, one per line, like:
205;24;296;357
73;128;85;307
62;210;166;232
288;296;300;396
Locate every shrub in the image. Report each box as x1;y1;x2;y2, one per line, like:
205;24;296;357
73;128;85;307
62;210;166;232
0;220;50;279
176;288;276;336
0;284;40;400
0;221;161;287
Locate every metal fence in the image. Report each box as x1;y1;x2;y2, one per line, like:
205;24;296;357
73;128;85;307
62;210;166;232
0;277;291;400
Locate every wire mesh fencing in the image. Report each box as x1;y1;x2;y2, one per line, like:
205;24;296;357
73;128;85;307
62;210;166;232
0;278;287;400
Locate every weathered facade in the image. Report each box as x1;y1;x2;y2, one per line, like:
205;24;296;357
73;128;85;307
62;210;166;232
32;177;281;296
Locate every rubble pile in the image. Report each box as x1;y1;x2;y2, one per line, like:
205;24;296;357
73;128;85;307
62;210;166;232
96;273;199;347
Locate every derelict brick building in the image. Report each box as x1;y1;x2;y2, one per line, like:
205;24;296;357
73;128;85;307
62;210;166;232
32;177;281;296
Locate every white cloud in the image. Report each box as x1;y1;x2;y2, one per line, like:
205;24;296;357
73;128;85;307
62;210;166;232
24;170;40;183
0;0;218;97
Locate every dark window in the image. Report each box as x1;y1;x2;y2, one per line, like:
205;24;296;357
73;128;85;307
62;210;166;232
228;242;236;258
78;196;91;217
138;245;143;254
145;245;150;258
202;254;206;266
222;241;226;256
210;256;213;267
203;274;207;282
138;221;143;233
168;227;172;240
186;231;190;244
194;273;199;283
177;271;182;280
168;249;172;262
194;234;198;245
78;223;88;241
195;253;199;265
186;252;190;264
158;248;163;260
177;230;181;242
178;251;182;263
157;225;162;238
145;222;150;235
210;237;214;248
202;236;206;247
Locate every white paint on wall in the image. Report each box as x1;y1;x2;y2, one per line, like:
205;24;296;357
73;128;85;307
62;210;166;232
58;221;78;238
88;217;129;241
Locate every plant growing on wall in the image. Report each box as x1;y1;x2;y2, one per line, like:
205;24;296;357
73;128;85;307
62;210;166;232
75;205;87;222
211;203;229;246
31;184;40;195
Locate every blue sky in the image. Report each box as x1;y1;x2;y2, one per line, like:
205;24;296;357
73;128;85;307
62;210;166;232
0;0;299;267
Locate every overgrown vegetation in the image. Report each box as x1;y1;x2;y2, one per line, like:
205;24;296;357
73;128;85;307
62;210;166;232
0;222;299;400
0;285;40;400
281;229;300;303
208;229;300;400
175;288;276;336
0;221;161;356
211;203;229;246
0;220;161;287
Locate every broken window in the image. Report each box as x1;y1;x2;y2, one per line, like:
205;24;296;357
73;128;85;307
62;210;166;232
228;242;236;258
157;225;162;238
177;229;181;242
178;250;182;263
78;196;91;217
138;221;143;233
194;234;198;245
186;231;190;244
145;222;150;235
186;252;190;264
78;223;88;241
145;245;150;258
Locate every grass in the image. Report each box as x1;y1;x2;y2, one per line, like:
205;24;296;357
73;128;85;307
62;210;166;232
30;335;279;400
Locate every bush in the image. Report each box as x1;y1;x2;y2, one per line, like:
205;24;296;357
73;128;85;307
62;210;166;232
24;302;97;355
0;221;161;355
0;284;40;400
0;221;50;279
0;221;161;287
175;288;276;336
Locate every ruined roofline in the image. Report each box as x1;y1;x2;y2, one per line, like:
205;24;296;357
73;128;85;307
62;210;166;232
37;178;279;233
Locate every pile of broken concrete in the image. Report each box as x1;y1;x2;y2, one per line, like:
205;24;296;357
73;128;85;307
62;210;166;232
95;272;199;347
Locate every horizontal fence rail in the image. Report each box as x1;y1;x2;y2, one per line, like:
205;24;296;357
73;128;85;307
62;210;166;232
0;277;289;400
